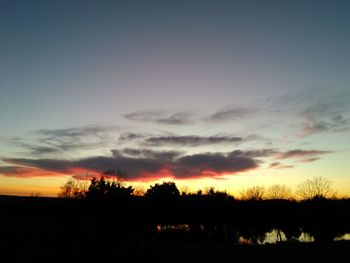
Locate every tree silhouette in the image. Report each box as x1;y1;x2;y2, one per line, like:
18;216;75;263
58;177;87;199
240;185;265;200
204;187;234;201
85;172;133;200
144;181;180;200
296;176;335;200
266;184;292;200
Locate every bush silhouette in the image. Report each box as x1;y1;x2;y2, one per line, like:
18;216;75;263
144;181;180;200
85;174;133;201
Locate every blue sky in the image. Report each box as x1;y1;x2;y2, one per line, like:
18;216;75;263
1;0;350;196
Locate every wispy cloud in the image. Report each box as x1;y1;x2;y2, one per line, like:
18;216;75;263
123;110;195;125
229;149;278;158
118;132;147;141
145;135;243;146
205;107;257;122
111;148;184;161
269;162;294;169
272;87;350;137
300;110;350;137
1;125;119;156
277;149;332;160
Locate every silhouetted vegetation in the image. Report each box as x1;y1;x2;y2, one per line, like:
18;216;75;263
144;181;180;200
1;175;349;261
240;185;266;200
85;175;134;201
296;176;335;200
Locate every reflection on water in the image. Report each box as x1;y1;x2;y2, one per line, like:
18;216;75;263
156;224;190;232
245;229;315;245
335;233;350;241
156;225;350;244
240;229;350;244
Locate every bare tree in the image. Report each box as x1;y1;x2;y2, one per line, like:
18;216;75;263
133;186;145;196
296;176;335;200
266;184;292;200
240;186;265;201
58;177;88;199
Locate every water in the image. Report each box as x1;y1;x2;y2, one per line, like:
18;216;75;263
156;225;350;244
240;229;350;244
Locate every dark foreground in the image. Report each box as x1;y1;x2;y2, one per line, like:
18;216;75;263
1;195;349;262
2;237;350;262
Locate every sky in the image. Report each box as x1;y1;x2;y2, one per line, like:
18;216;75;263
1;0;350;197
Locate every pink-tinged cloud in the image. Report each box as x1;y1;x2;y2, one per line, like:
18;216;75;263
1;149;259;181
0;166;66;178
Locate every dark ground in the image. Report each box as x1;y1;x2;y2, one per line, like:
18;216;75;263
0;195;349;262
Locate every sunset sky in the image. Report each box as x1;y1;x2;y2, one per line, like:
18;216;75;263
1;0;350;197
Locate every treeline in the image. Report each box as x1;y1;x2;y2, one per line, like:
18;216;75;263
59;174;339;201
1;173;349;257
51;175;350;244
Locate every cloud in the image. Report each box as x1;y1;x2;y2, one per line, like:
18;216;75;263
205;107;256;122
0;166;67;178
157;112;194;125
145;135;243;146
111;148;184;161
269;162;294;169
299;157;321;163
1;149;259;180
0;126;119;156
118;132;147;141
36;125;115;139
273;88;350;137
171;153;258;178
123;110;194;125
229;149;278;158
23;125;118;155
4;158;73;171
300;111;350;137
1;146;331;180
277;149;332;160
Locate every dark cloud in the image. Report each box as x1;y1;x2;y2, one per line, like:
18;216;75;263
123;110;194;125
229;149;278;158
145;135;243;146
19;144;60;155
172;153;258;178
2;146;332;180
118;132;146;141
1;149;259;180
205;107;256;122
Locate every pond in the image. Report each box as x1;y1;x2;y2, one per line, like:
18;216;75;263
240;229;350;244
156;225;350;244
